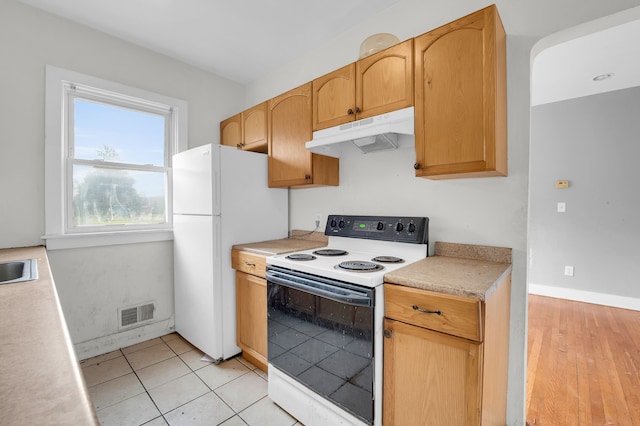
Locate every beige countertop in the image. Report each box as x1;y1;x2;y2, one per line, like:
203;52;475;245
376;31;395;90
384;242;512;301
234;237;511;302
232;233;327;256
0;246;98;425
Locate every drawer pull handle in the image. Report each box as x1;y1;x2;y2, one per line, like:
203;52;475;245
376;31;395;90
412;305;442;315
244;261;256;267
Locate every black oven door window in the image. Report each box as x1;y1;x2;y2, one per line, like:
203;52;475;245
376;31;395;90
267;268;374;424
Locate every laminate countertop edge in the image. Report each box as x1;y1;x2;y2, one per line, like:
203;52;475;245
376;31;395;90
0;246;99;425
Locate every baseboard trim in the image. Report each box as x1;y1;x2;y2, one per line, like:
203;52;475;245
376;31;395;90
74;317;175;361
528;283;640;311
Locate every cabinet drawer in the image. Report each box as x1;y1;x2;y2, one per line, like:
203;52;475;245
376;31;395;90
384;284;483;341
232;250;267;278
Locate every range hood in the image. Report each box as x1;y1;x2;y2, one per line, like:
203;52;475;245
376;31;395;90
305;106;414;158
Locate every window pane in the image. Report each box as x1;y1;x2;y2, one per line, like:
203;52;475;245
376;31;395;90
74;98;166;166
72;164;166;226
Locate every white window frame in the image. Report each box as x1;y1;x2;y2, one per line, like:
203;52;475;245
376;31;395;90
44;65;188;250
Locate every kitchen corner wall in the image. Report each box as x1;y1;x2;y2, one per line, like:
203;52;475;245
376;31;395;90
243;1;640;424
0;1;243;358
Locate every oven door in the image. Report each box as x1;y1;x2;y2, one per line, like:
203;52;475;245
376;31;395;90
266;265;375;424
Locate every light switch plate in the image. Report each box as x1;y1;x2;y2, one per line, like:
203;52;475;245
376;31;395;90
557;202;566;213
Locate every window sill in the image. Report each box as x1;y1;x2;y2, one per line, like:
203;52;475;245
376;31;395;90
42;229;173;250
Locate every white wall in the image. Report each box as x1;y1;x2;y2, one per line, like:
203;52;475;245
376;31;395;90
529;87;640;309
244;1;640;424
0;0;243;358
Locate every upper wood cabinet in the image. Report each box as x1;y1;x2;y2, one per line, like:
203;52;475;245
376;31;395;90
312;64;356;131
312;39;414;131
220;102;268;153
413;5;507;179
220;113;242;149
268;82;339;188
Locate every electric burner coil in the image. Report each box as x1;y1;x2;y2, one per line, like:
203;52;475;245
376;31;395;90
313;249;349;256
371;256;404;263
336;260;384;272
285;253;317;261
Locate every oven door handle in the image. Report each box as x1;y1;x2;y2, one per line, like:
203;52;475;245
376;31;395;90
266;271;372;307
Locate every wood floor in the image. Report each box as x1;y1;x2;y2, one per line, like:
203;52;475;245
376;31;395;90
527;295;640;425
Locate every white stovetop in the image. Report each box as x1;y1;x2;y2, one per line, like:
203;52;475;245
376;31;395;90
267;236;427;287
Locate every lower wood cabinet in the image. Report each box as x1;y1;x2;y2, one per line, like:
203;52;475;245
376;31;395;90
384;318;482;425
235;271;268;371
232;249;268;372
383;275;511;425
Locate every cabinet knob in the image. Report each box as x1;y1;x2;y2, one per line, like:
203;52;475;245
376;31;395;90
384;330;392;339
304;174;311;180
413;163;421;170
355;107;361;114
347;108;354;115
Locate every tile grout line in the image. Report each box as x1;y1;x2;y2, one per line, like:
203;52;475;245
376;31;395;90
84;334;272;426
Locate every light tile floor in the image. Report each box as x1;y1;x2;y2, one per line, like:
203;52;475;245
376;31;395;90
80;333;302;426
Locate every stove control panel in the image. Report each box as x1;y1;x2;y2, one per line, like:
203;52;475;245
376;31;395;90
325;215;429;244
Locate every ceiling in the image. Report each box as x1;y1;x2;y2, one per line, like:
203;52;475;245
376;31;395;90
532;6;640;105
17;0;399;84
15;0;640;99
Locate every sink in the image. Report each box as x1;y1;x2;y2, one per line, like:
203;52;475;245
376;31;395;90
0;259;38;284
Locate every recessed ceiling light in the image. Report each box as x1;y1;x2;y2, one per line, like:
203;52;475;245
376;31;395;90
592;73;614;82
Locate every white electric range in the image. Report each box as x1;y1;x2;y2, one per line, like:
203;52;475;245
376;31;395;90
266;215;429;426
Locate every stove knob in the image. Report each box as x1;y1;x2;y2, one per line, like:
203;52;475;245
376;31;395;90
395;222;404;232
408;223;416;233
330;218;337;228
338;220;345;228
376;221;384;231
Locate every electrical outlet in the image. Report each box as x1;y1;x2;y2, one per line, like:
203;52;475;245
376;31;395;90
564;266;574;276
557;202;566;213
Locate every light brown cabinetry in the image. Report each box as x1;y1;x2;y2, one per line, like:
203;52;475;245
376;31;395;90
312;40;414;131
383;274;511;425
220;113;242;149
221;102;268;153
232;250;268;371
413;5;507;179
268;82;339;188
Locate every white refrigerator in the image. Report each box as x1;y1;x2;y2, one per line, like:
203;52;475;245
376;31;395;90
172;144;288;361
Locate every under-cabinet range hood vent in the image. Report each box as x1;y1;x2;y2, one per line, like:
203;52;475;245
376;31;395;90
305;106;414;158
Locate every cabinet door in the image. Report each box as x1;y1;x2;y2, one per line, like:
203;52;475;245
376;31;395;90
414;5;507;179
242;102;268;153
383;318;482;426
312;64;356;131
268;83;313;187
356;39;414;120
220;113;242;148
236;271;267;371
268;83;339;188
